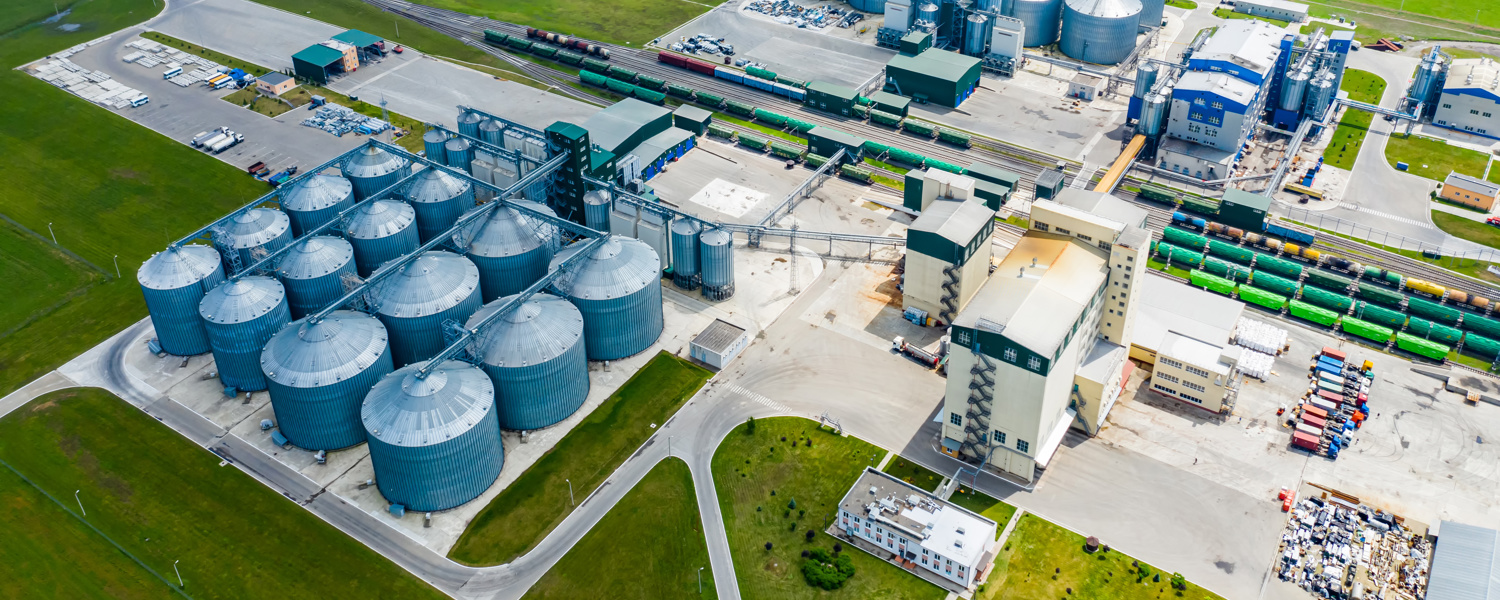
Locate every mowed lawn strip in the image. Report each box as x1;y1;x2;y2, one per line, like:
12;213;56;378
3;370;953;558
411;0;719;45
449;352;713;565
880;456;944;492
0;219;103;337
1432;211;1500;249
1385;134;1491;182
0;388;446;599
946;486;1018;539
522;458;718;599
712;416;946;600
1321;69;1385;171
977;512;1224;600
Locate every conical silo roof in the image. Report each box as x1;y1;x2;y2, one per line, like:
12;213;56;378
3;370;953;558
407;167;472;205
467;293;583;366
280;174;354;215
138;245;222;290
199;277;286;325
361;361;494;447
277;236;354;281
219;208;290;250
1065;0;1140;17
455;203;548;259
261;311;390;388
343;144;410;180
376;251;481;318
345;199;416;240
423;129;447;145
549;237;660;301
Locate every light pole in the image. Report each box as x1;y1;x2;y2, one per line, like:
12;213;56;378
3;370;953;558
112;255;120;278
74;490;85;516
174;560;183;587
48;222;56;245
566;478;574;507
698;567;705;594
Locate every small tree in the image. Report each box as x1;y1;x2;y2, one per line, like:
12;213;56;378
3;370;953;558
801;548;856;590
765;541;773;551
746;416;756;434
806;529;816;541
788;499;797;510
833;542;842;553
1171;573;1186;590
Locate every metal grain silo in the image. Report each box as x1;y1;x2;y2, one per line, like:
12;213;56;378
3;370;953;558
407;167;475;243
1411;49;1447;105
445;137;474;172
700;228;735;301
457;110;484;139
1012;0;1062;46
1139;90;1169;136
345;199;419;277
1061;0;1141;65
1280;67;1310;112
478;119;504;146
374;251;483;367
217;208;293;274
1303;71;1336;121
280;173;355;237
1138;0;1163;29
276;236;357;319
1133;62;1157;99
138;244;226;356
261;310;393;450
342;144;412;200
454;203;556;303
467;293;588;430
583;189;612;233
916;2;939;25
199;276;292;392
423;129;449;166
964;14;991;56
549;237;664;361
361;360;501;512
670;219;702;290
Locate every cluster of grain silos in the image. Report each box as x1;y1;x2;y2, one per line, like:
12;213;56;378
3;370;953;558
280;174;355;237
549;237;664;361
343;144;412;199
199;276;292;392
468;293;588;430
374;250;483;368
260;310;394;450
669;219;702;290
138;245;227;356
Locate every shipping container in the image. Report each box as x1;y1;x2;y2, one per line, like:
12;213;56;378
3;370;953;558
1301;412;1327;429
1315;363;1342;378
1302;403;1329;419
1321;346;1347;361
1318;371;1345;387
1317;379;1343;394
1296;422;1323;438
1292;431;1320;450
1316;390;1342;405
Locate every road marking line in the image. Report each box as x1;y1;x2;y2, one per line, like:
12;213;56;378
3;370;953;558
729;384;792;413
1351;206;1435;230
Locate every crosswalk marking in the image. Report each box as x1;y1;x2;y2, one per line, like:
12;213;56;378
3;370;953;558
729;384;792;414
1352;206;1435;230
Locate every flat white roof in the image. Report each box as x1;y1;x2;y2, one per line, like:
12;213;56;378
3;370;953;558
956;233;1108;358
837;468;997;566
1445;59;1500;91
1237;0;1309;13
1160;331;1235;375
1133;272;1244;355
1159;137;1238;166
1176;70;1260;107
1194;20;1283;78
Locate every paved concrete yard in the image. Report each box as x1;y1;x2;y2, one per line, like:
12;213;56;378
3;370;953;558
913;72;1121;162
150;0;342;72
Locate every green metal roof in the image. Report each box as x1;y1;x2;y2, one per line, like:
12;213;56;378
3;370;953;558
887;49;981;84
867;91;910;109
900;31;931;44
1222;188;1272;211
808;126;866;149
807;80;859;100
546;121;589;141
293;44;345;67
582;99;672;157
332;29;383;48
672;104;713;123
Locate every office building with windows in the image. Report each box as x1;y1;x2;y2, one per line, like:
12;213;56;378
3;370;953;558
1431;59;1500;139
837;467;998;589
1158;20;1284;180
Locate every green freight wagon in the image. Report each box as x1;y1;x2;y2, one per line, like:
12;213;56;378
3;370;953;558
725;100;755;116
1163;226;1208;250
902;120;937;137
1190;270;1235;295
840;164;874;183
696;91;727;109
1138;187;1176;205
747;66;777;80
706;123;736;139
1301;285;1353;312
1354;302;1407;329
753;108;789;127
582;58;610;73
1207;239;1254;264
1305;269;1353;292
637;75;667;91
862;140;890;157
1465;314;1500;339
484;30;509;45
634;87;666;104
1250;271;1298;296
806;153;829;168
580;70;610;87
926;159;965;175
788;119;817;134
605;78;635;95
1382;270;1405;287
776;76;806;88
507;37;533;50
1396;332;1450;360
1154;242;1203;267
870;109;903;127
1464;333;1500;358
1341;317;1394;344
856;95;873;106
938;129;972;147
853;105;871;119
532;45;558;58
607;66;638;82
770;141;805;160
1408;317;1464;344
667;83;696;98
1408;296;1461;324
739;134;769;151
1254;253;1303;278
1204;257;1250;282
1180;196;1221;216
1357;282;1405;307
557;50;585;65
1291;300;1340;326
1239;285;1288;310
887;147;926;168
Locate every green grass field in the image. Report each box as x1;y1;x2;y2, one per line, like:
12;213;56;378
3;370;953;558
1147;256;1193;279
1323;69;1386;170
1212;7;1290;27
1165;0;1198;8
946;487;1018;539
0;388;445;599
523;458;718;599
1385;134;1491;181
712;417;945;600
880;456;944;492
450;352;713;565
411;0;721;45
977;513;1223;600
1304;0;1500;44
0;0;273;396
1432;210;1500;249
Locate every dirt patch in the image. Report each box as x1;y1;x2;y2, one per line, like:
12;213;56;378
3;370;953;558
29;399;57;413
871;277;903;308
109;168;143;181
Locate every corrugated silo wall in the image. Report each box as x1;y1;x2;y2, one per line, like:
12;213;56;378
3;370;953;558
206;299;292;392
382;295;483;368
471;248;552;303
268;344;394;450
349;224;419;277
481;341;590;430
575;285;665;361
368;411;505;512
1061;6;1140;65
144;269;226;356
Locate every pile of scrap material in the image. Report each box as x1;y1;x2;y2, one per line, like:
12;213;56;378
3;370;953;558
1277;492;1431;599
300;104;391;136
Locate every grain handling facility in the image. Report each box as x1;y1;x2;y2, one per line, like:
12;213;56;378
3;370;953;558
884;48;982;108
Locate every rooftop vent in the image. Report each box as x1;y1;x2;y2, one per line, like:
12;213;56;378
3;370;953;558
869;485;878;495
957;527;966;535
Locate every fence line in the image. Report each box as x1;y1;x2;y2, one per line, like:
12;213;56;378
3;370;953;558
1278;206;1500;263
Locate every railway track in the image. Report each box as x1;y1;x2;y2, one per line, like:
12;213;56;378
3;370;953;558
366;0;1499;298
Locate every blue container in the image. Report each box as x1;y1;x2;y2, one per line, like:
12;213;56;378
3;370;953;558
1396;161;1409;171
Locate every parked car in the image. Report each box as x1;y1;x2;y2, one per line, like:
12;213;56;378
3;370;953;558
1485;217;1500;228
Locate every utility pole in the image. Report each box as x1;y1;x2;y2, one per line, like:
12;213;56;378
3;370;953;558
48;222;56;245
698;567;705;594
174;560;183;587
113;255;120;278
74;490;85;516
566;478;574;507
395;20;400;38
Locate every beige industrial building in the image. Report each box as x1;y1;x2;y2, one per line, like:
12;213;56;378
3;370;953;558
902;199;996;324
1439;172;1500;212
1130;274;1245;413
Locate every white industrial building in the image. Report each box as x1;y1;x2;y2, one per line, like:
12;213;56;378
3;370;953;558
689;319;749;370
837;467;998;589
1432;59;1500;139
1232;0;1309;23
1129;274;1245;413
1159;20;1283;179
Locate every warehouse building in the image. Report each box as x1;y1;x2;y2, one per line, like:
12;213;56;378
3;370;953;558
689;319;749;370
1156;20;1284;178
672;104;713;136
868;90;912;117
806;81;862;116
1129;274;1245;413
885;48;982;108
1431;59;1500;139
807;126;867;163
632;127;696;181
1427;520;1500;600
939;189;1151;482
332;29;385;64
837;467;998;589
1440;172;1500;211
292;44;349;85
256;72;295;96
1232;0;1308;23
583;99;673;158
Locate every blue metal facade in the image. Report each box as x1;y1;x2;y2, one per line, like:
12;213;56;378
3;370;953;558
457;111;484;138
276;236;357;319
362;361;503;512
261;311;394;450
700;228;735;301
406;167;475;243
138;245;227;356
342;144;412;200
280;174;355;237
199;277;292;392
469;293;590;430
550;237;664;361
345;199;419;277
456;203;555;302
374;251;483;367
